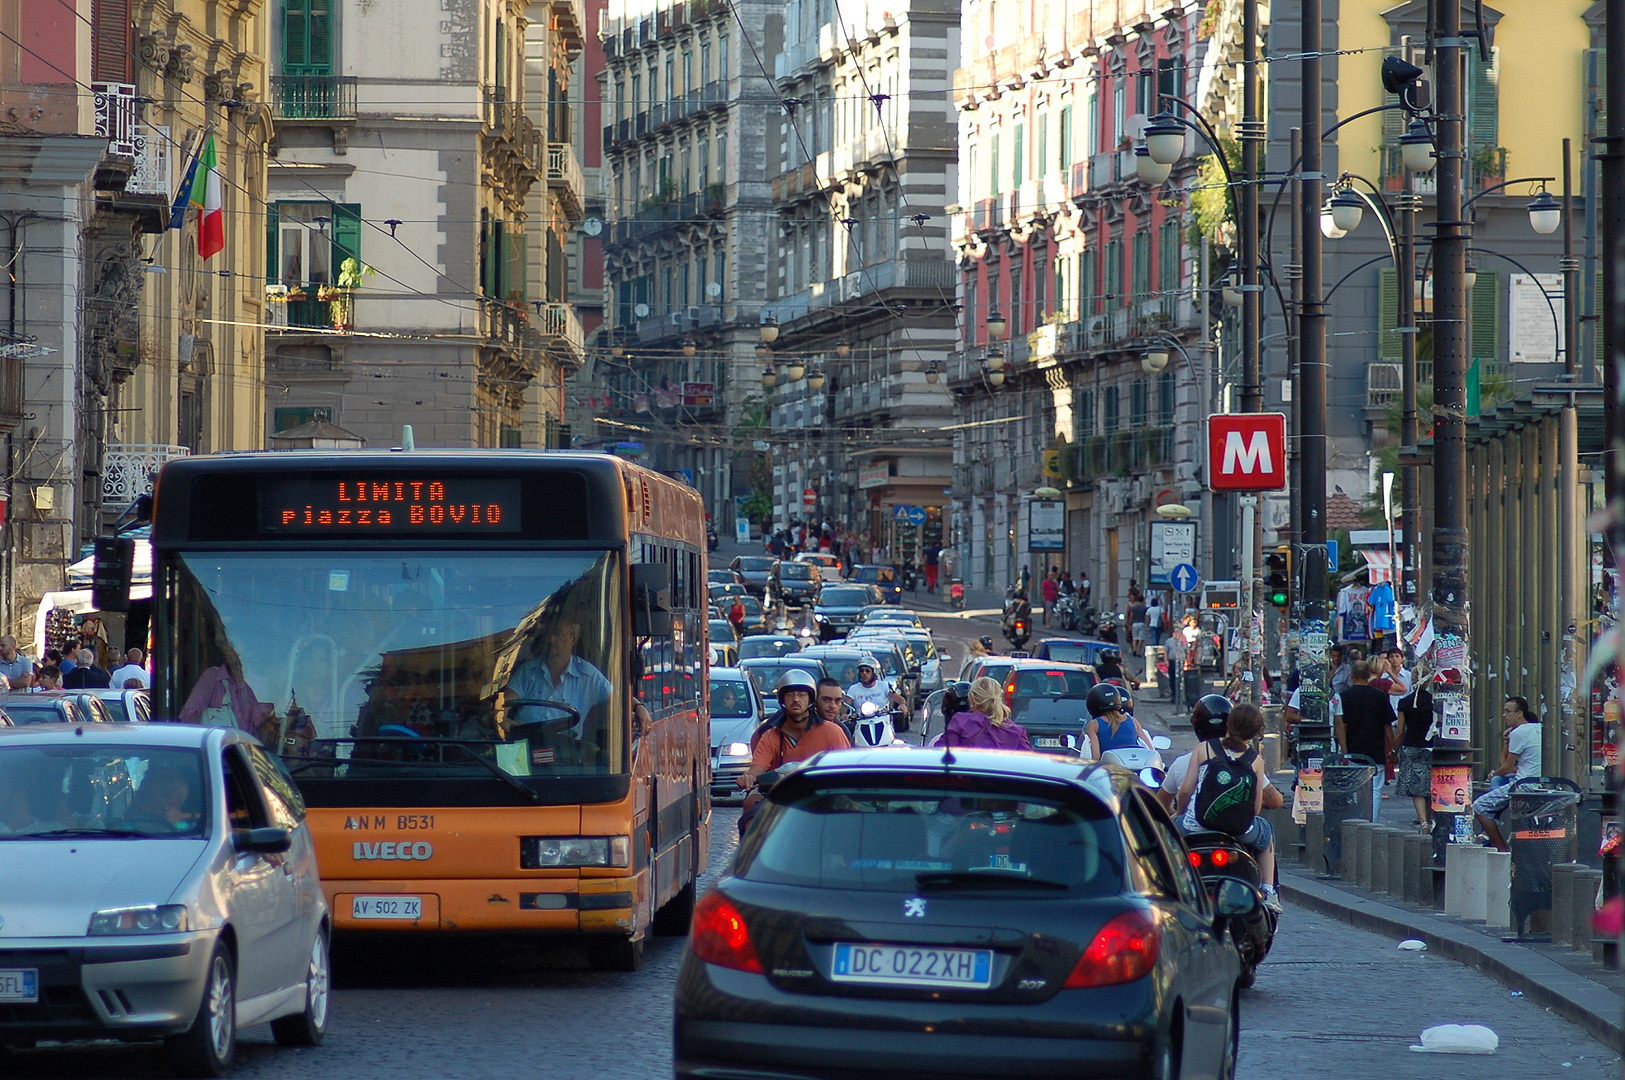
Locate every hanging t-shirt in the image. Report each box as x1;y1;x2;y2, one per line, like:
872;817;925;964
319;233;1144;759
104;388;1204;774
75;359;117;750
1337;585;1371;642
1368;581;1396;634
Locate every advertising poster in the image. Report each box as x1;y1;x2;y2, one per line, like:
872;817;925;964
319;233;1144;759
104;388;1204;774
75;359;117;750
1293;768;1323;825
1431;764;1470;814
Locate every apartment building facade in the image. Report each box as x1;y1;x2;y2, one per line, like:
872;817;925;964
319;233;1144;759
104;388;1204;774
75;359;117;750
263;0;586;450
759;0;959;554
949;0;1208;605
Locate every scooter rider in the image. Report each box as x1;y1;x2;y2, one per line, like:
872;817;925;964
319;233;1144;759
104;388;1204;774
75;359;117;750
1158;695;1286;814
1084;682;1154;759
847;655;905;715
1094;647;1140;691
738;669;851;790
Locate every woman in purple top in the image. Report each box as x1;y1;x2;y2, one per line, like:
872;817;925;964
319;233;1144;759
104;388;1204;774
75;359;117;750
944;676;1033;751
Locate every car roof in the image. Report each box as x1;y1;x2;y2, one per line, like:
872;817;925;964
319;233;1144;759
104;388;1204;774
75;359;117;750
0;722;226;747
778;747;1125;811
1004;658;1097;672
709;667;749;678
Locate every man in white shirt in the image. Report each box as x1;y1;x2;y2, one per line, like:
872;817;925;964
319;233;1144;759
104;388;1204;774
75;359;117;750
846;656;904;714
506;615;613;736
109;648;150;689
1472;696;1543;851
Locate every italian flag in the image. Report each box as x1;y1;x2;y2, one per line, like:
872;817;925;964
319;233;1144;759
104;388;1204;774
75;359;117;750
187;133;224;260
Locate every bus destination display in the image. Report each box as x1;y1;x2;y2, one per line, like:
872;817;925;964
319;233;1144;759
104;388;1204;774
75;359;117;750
262;477;522;534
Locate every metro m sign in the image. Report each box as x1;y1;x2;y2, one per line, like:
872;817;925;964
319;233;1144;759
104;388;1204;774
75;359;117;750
1207;413;1287;491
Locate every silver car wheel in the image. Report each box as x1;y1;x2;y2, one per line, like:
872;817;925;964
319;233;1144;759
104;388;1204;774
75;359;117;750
307;933;331;1029
206;953;234;1061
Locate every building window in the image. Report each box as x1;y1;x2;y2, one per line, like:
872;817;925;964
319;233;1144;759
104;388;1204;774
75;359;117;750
1131;230;1150;301
268;201;360;288
1036;113;1047;180
1158;372;1175;425
1054;253;1069;319
1013;122;1025;189
274;406;334;432
1059;105;1072;174
990;133;1000;196
1080;249;1097;317
1158;221;1180;293
1104;238;1122;306
1103;384;1120;433
282;0;334;75
1157;57;1185;110
1131;378;1148;428
1075;388;1094;436
1010;262;1024;335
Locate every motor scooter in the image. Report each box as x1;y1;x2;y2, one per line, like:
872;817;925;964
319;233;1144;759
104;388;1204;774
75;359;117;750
1099;733;1172;789
1183;830;1278;987
844;699;907;748
948;579;965;610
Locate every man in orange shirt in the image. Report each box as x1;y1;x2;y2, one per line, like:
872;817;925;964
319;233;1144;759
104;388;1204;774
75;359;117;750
738;669;850;789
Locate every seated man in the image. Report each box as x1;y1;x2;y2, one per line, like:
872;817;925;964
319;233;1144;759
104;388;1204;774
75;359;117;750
505;613;612;736
1473;696;1542;851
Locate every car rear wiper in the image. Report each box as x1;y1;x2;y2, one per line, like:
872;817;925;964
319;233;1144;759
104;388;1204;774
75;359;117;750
915;870;1069;891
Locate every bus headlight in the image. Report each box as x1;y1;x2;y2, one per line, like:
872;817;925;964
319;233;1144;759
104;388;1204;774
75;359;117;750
520;836;631;869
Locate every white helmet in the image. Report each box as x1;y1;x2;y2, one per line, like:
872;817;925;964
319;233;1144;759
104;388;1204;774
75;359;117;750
857;654;880;673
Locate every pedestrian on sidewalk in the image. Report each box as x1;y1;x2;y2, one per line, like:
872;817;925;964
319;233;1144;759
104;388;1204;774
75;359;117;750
1328;644;1352;696
1395;677;1434;830
925;545;940;593
1040;568;1060;627
1473;696;1542;851
1334;660;1396;821
1175;614;1203;707
1127;587;1148;657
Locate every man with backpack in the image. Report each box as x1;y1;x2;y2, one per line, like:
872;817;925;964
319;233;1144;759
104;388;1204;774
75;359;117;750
1173;702;1282;912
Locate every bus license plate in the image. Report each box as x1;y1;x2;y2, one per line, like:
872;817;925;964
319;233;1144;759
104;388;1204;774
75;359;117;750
0;969;38;1002
351;896;423;920
831;944;992;988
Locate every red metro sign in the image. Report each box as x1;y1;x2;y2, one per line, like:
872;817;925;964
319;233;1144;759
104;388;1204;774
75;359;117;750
1206;413;1287;491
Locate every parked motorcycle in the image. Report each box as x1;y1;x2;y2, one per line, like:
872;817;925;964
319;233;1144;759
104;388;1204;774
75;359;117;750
1053;592;1080;631
948;579;966;610
1183;830;1278;987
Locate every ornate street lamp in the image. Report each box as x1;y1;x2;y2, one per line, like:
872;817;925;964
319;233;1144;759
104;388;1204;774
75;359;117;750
1134;145;1171;186
1400;117;1436;173
1143;112;1186;166
681;338;697;357
985;307;1007;340
1327;186;1365;234
807;370;826;391
1527;190;1562;235
759;313;779;343
786;360;806;381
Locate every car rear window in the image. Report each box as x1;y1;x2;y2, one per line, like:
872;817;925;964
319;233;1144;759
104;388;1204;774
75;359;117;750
1038;642;1100;665
820;587;869;606
780;564;814;579
737;558;775;571
1009;669;1097;699
739;637;800;660
4;703;70;725
739;786;1123;895
856;567;896;583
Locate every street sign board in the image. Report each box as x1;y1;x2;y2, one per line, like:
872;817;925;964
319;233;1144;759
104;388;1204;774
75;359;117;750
906;506;927;525
1149;520;1197;584
1207;413;1288;491
1029;499;1065;551
1170;563;1200;594
735;517;751;543
892;504;927;525
802;487;817;509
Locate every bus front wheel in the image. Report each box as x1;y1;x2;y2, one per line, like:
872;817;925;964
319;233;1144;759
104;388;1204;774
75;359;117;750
588;935;644;972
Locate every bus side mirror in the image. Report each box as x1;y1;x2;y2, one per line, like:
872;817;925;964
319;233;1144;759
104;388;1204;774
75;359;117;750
633;562;673;637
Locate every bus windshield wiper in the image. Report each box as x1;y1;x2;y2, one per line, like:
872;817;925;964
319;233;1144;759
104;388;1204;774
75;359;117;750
448;743;543;804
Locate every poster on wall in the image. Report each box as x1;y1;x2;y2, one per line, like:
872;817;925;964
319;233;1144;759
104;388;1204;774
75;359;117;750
1149;520;1198;585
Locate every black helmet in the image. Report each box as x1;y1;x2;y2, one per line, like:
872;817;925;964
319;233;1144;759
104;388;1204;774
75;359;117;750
1086;682;1127;719
1100;647;1122;664
941;681;972;722
978;634;994;651
1192;693;1232;740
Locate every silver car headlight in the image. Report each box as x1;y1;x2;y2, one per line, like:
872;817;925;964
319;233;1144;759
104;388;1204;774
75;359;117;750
89;904;189;935
726;741;750;756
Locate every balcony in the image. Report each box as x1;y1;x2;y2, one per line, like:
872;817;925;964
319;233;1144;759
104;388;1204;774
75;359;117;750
533;300;584;359
972;197;1003;237
91;82;137;190
480;299;527;353
483;95;542;185
0;345;24;433
546;141;585;221
1367;362;1401;409
271;75;358;121
103;445;189;510
98;123;171;232
552;0;586;49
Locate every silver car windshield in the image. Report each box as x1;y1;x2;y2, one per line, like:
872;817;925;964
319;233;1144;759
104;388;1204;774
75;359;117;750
710;678;754;718
162;550;630;778
0;745;209;839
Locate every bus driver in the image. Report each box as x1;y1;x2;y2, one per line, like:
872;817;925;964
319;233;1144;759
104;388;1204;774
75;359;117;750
505;613;613;736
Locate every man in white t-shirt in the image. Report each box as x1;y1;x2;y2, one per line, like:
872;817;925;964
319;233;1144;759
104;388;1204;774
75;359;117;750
1472;696;1543;851
109;648;150;689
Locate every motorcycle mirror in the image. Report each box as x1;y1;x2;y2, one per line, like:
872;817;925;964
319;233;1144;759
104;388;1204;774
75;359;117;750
1151;735;1172;751
1213;878;1261;917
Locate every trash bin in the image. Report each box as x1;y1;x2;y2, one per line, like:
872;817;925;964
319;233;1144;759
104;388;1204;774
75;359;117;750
1321;754;1378;876
1506;777;1582;937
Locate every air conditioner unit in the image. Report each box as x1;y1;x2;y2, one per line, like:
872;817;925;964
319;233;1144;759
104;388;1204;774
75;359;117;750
669;311;685;325
687;305;701;321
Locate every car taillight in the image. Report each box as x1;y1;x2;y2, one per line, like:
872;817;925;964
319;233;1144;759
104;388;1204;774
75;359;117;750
1004;680;1017;706
1064;909;1160;988
1188;851;1202;868
690;891;763;973
1210;849;1231;867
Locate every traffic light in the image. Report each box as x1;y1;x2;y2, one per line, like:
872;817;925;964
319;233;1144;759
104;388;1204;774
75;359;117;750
1265;546;1291;610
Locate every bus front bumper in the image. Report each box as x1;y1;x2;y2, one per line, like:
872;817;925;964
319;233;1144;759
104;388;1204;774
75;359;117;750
325;876;642;933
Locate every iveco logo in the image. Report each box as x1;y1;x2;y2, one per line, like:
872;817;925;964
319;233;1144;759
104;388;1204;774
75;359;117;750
353;841;433;861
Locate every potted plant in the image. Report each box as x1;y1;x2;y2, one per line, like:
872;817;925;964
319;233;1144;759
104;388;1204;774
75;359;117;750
329;257;373;330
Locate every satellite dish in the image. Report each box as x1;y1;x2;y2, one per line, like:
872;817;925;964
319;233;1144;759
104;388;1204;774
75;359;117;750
706;281;722;298
634;303;650;318
583;217;603;237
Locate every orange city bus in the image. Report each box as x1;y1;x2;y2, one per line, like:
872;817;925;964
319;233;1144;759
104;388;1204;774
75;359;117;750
149;451;711;968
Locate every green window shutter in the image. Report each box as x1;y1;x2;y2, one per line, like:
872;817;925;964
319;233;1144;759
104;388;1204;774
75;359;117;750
1080;251;1095;316
265;203;279;284
1378;267;1399;361
1105;239;1121;304
1468;47;1499;152
1037;115;1047;179
506;231;527;302
1013;124;1024;189
282;0;332;75
1132;230;1149;299
1469;269;1500;363
1059;105;1072;171
330;203;361;273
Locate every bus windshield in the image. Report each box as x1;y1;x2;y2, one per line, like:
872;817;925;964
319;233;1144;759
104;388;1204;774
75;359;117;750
161;549;627;778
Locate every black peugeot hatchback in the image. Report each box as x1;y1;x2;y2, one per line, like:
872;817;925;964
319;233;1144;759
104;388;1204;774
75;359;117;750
674;748;1254;1080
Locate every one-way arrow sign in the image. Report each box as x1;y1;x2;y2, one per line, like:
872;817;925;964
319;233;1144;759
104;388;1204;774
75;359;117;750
1171;563;1201;593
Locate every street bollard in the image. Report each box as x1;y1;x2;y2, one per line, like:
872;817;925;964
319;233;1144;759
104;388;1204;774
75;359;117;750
1305;811;1325;872
1368;826;1392;892
1482;850;1512;929
1575;868;1603;956
1445;842;1486;919
1338;818;1360;879
1354;821;1378;888
1403;832;1430;904
1386;829;1409;896
1550;863;1582;948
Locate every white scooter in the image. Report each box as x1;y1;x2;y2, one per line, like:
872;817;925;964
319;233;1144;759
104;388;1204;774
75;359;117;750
846;700;907;748
1099;734;1173;788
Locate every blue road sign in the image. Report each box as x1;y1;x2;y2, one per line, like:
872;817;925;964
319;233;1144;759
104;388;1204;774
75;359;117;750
1171;563;1201;594
892;504;916;522
905;506;927;525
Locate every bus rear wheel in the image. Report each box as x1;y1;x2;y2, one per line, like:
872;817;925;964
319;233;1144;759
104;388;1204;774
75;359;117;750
654;882;696;935
588;935;644;971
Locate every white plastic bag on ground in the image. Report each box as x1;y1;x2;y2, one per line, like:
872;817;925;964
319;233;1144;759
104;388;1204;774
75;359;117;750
1409;1024;1498;1054
1397;939;1427;951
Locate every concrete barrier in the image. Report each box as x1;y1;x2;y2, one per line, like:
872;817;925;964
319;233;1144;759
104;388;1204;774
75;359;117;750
1352;821;1377;887
1483;850;1512;929
1260;733;1283;774
1403;832;1431;904
1550;863;1583;948
1445;842;1485;918
1576;868;1603;955
1368;826;1392;892
1305;811;1325;872
1383;829;1408;897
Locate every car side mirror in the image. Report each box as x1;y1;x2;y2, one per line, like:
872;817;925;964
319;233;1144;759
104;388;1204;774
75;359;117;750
1151;735;1172;751
235;826;292;855
939;652;951;662
1213;877;1260;918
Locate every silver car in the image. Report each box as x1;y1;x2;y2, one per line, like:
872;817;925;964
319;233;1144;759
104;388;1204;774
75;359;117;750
0;723;330;1075
708;668;762;798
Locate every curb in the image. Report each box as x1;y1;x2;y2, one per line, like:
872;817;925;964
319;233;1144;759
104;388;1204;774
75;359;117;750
1279;870;1625;1052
